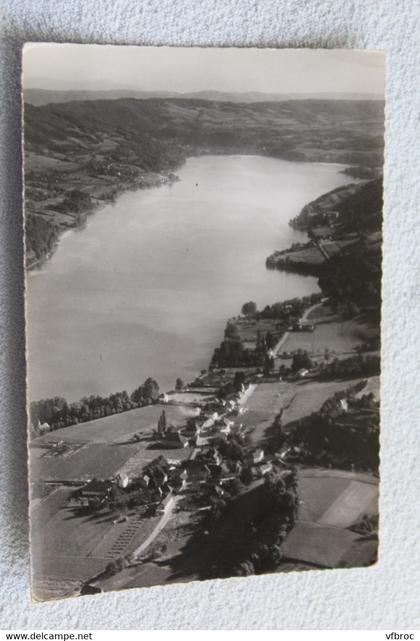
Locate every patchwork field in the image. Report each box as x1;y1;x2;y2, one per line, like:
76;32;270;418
282;523;362;568
31;493;164;600
280;378;367;427
282;468;378;568
29;403;195;600
297;468;378;525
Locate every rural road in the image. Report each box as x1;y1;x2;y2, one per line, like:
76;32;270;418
132;495;180;558
131;439;204;559
316;240;331;261
271;301;324;357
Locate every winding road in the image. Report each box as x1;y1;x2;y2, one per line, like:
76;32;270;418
271;301;324;357
132;495;180;558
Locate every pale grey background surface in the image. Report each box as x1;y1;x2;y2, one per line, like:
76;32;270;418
0;0;419;629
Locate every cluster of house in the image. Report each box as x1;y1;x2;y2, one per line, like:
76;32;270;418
152;383;252;451
71;440;280;512
70;382;282;512
71;460;181;510
186;445;276;490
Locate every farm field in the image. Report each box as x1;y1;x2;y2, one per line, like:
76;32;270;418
31;442;144;482
117;443;192;478
29;402;196;600
233;317;284;350
280;378;368;427
34;404;187;444
282;522;362;568
281;318;374;359
31;499;163;595
281;468;378;568
297;468;378;525
93;510;202;592
236;381;295;443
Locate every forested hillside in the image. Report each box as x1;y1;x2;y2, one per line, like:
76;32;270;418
267;177;383;316
24;97;384;266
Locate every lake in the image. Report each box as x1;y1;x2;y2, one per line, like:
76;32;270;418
26;155;352;401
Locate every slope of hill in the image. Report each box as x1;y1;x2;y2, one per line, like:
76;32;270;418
24;88;384;106
24;97;384;266
267;178;383;314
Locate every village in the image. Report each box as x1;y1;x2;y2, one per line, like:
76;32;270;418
29;288;380;599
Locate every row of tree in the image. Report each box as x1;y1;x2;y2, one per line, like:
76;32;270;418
319;354;380;380
290;404;380;472
241;293;323;321
30;377;160;432
211;322;266;368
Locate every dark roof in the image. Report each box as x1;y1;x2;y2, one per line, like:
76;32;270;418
163;430;187;444
182;460;210;472
80;479;113;495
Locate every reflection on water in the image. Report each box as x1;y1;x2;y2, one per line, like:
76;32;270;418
26;155;351;401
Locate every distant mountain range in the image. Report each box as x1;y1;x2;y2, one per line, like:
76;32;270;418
24;88;384;107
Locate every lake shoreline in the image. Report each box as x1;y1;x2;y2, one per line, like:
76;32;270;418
27;156;353;403
25;153;355;272
26;169;181;271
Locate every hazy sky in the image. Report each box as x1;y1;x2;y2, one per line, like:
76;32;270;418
23;44;385;96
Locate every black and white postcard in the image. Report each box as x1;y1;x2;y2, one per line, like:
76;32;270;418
23;45;384;601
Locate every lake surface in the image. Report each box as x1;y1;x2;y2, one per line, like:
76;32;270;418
26;155;352;401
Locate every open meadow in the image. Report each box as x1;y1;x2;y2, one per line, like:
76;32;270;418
35;404;187;444
280;378;370;427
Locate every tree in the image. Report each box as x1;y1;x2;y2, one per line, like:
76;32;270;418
229;478;244;496
264;355;275;376
224;322;239;339
233;371;246;392
175;377;184;391
157;410;167;437
292;349;313;373
241;301;257;317
265;331;277;349
109;486;130;515
241;466;254;485
143;377;160;402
